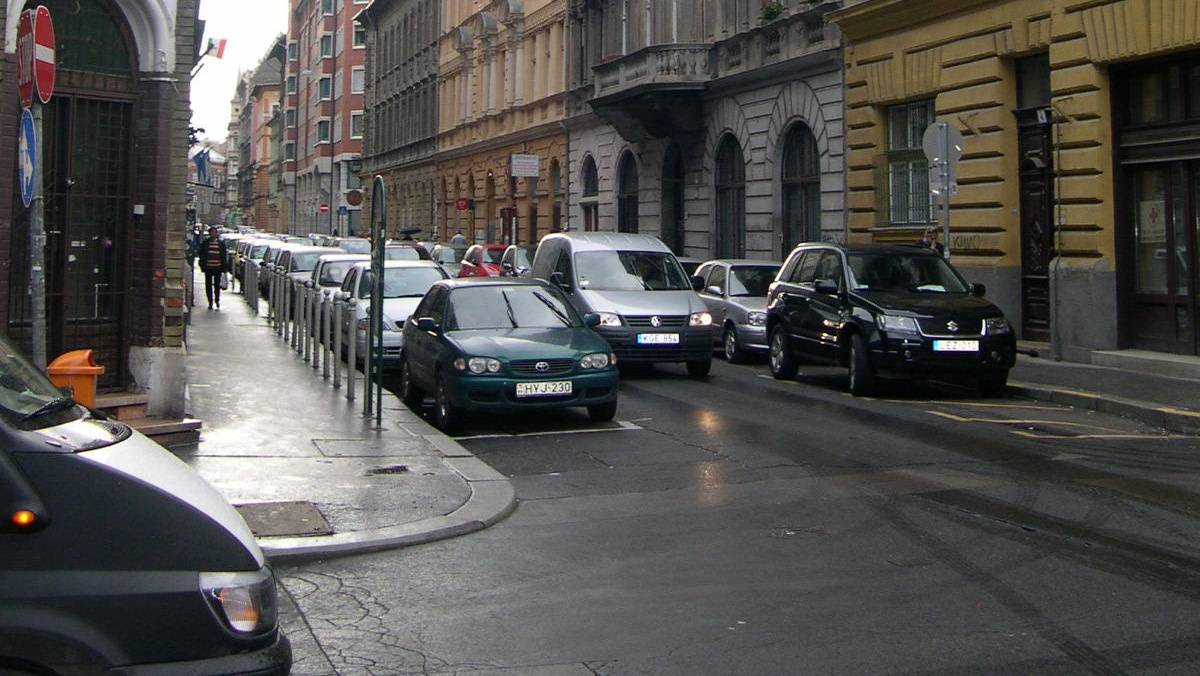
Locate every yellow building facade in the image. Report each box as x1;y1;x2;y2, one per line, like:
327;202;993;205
436;0;567;245
833;0;1200;359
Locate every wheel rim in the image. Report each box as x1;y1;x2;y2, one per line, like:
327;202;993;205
401;362;410;397
725;329;736;360
849;342;859;386
769;333;782;371
437;381;448;420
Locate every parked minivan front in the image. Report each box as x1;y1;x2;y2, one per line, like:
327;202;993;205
532;233;714;378
0;336;291;674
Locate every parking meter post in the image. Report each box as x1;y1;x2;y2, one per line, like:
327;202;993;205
333;298;344;389
346;299;357;401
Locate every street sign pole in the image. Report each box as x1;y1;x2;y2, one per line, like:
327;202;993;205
922;121;963;261
364;176;386;424
30;103;46;368
938;124;952;260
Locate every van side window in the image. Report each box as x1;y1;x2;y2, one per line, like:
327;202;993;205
790;251;821;284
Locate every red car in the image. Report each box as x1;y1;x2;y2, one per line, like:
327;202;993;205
457;244;508;278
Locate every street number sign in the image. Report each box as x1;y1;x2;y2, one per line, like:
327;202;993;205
34;5;55;104
19;108;36;208
16;10;34;108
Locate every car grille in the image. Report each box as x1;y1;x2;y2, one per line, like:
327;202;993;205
917;318;982;336
625;315;687;328
510;358;576;376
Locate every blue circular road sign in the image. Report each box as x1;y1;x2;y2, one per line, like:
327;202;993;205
18;108;36;208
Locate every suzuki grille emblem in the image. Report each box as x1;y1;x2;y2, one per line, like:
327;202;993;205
535;361;550;372
946;321;959;333
650;316;662;328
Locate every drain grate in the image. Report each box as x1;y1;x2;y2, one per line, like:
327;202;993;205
366;464;409;476
235;501;332;537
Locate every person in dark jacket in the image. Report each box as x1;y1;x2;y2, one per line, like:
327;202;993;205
198;225;229;310
915;226;945;257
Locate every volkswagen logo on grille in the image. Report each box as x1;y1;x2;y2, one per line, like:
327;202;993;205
535;361;550;372
946;321;959;333
650;316;662;328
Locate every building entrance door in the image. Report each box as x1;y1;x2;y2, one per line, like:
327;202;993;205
1016;110;1054;342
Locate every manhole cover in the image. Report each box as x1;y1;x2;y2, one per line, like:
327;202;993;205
235;501;332;537
367;464;409;476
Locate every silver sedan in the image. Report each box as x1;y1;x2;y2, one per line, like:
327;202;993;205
694;260;782;363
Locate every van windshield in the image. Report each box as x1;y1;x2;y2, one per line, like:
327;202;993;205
575;251;691;291
0;336;79;424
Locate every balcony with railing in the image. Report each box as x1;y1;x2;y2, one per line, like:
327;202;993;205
589;43;713;140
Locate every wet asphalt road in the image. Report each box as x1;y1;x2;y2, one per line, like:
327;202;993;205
278;356;1200;675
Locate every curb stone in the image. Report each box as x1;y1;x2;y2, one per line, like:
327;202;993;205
1008;381;1200;436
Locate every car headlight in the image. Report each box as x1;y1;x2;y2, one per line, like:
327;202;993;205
876;314;919;334
747;311;767;327
467;357;502;374
580;352;611;369
199;568;278;635
596;312;622;327
985;317;1011;334
690;311;713;327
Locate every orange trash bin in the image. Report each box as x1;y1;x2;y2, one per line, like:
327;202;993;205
47;350;105;408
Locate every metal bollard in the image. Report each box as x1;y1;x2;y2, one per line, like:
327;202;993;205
268;271;276;329
363;317;373;417
300;284;310;358
322;291;332;379
293;281;302;351
333;297;344;390
312;290;322;371
306;285;315;364
346;299;357;401
284;276;293;343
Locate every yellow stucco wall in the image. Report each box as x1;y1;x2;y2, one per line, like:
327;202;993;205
834;0;1200;273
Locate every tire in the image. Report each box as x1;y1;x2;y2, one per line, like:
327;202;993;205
433;372;461;432
686;358;712;379
768;327;799;380
723;325;747;364
399;356;423;408
848;332;876;396
978;372;1009;398
588;400;618;422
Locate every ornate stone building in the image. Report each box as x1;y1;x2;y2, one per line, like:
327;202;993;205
436;0;568;245
565;0;846;260
357;0;439;239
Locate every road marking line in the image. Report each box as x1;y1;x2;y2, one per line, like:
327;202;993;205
1011;431;1188;440
456;421;643;441
1159;405;1200;419
924;410;1123;432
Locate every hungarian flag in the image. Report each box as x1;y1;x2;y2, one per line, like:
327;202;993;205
207;38;227;59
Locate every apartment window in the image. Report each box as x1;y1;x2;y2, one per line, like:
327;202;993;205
350;111;363;139
351;67;365;94
286;75;297;95
319;77;332;100
321;0;333;15
284;142;295;161
353;24;366;48
317;119;331;143
319;34;333;58
285;108;297;128
886;99;935;225
287;42;298;61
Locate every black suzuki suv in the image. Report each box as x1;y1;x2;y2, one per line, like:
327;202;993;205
765;243;1015;396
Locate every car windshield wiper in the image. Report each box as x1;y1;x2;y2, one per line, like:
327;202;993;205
531;291;572;326
500;291;519;328
22;395;76;421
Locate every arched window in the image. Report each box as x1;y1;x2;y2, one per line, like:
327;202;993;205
715;136;745;258
781;123;821;252
581;155;599;231
661;145;685;254
617;152;639;234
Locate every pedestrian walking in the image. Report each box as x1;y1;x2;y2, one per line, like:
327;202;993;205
198;225;229;310
915;226;945;257
450;230;468;247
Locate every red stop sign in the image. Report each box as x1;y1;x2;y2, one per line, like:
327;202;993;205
16;10;34;108
318;204;330;214
34;5;55;104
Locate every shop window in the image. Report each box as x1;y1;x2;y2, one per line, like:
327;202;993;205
886;99;934;225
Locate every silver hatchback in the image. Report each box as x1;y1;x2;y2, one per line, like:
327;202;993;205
694;260;782;363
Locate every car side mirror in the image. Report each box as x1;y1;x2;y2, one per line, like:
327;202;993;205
416;317;438;332
970;282;987;297
583;313;601;328
690;275;705;292
501;262;514;273
705;285;723;297
814;278;840;296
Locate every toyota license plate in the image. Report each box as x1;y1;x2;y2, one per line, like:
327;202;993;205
515;381;573;398
637;333;680;345
933;340;980;352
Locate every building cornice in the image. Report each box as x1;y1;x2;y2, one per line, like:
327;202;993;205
830;0;997;42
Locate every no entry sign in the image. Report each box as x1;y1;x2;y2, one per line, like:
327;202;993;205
318;203;330;214
455;198;470;211
16;10;34;108
34;6;55;104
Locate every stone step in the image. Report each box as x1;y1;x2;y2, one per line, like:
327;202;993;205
94;392;150;421
124;417;202;447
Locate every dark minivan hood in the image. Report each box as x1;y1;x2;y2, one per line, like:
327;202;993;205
851;290;1002;318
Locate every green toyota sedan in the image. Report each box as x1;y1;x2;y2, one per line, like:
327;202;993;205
399;278;620;431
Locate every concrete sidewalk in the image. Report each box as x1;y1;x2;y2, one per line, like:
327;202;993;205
1010;349;1200;435
178;281;515;563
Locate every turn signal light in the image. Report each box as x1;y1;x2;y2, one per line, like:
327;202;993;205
11;510;36;528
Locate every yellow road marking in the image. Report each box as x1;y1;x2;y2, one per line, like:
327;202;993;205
1159;406;1200;419
1011;431;1188;440
925;410;1124;433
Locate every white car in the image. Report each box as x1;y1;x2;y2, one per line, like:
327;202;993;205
337;260;448;369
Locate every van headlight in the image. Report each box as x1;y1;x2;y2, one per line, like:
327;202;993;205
200;568;278;635
690;312;713;327
596;312;622;327
877;314;919;334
